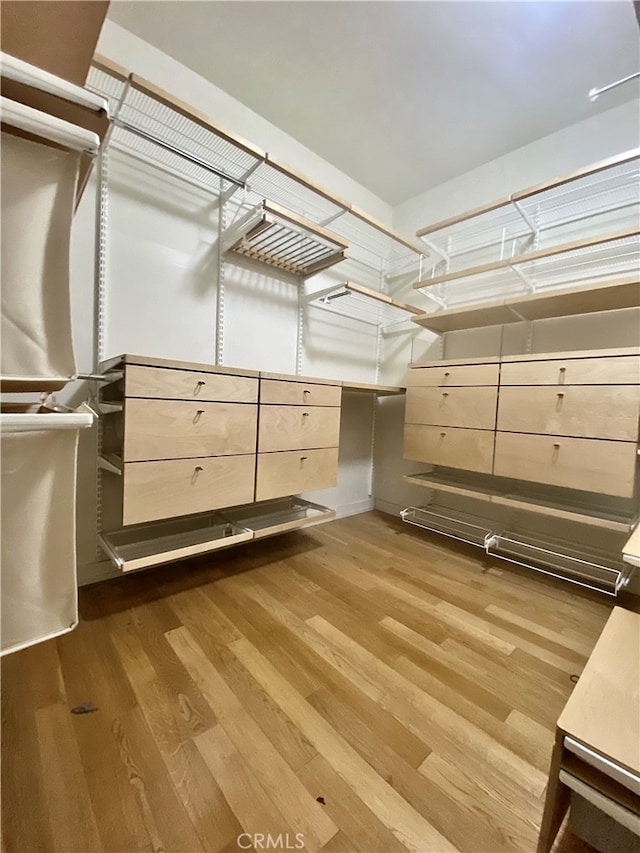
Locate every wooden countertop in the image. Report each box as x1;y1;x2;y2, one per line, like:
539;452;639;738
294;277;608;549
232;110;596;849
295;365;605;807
557;606;640;776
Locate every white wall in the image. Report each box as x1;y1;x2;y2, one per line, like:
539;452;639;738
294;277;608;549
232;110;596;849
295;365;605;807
71;22;396;585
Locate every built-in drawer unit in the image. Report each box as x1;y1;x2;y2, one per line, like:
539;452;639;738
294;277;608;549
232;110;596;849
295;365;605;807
258;405;341;453
403;424;494;474
256;447;340;502
257;373;341;499
493;433;637;498
260;377;342;406
124;399;258;461
497;385;640;441
500;354;640;386
406;361;499;388
125;364;259;402
405;386;498;430
404;348;640;503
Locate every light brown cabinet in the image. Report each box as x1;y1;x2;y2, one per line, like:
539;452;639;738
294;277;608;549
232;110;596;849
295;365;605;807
404;347;640;499
101;355;343;528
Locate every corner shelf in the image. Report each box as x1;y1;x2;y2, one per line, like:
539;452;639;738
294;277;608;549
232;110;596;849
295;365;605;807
412;276;640;332
223;200;348;278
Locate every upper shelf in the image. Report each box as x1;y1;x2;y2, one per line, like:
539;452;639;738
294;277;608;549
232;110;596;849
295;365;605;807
86;57;427;285
223;201;348;278
416;149;640;278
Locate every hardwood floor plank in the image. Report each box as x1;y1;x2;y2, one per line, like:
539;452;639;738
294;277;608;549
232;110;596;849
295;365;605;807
166;626;339;851
2;512;614;853
306;614;547;798
35;702;103;852
229;636;456;853
195;724;301;849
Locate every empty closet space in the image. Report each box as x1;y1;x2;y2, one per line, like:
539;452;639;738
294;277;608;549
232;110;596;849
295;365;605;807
1;3;640;853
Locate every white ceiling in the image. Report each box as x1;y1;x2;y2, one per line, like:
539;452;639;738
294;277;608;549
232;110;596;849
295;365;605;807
107;1;640;206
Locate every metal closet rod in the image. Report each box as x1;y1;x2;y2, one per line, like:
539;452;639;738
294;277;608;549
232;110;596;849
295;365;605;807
113;118;246;189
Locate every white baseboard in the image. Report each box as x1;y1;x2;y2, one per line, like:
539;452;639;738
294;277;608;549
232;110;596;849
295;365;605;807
335;498;375;519
374;498;405;517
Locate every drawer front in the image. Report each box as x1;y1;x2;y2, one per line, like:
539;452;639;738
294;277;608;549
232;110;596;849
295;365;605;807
260;379;341;406
122;455;256;525
501;356;640;386
493;433;638;497
255;448;339;501
497;386;640;441
126;365;258;402
124;399;258;461
258;406;341;452
407;363;499;388
403;424;494;474
405;386;498;430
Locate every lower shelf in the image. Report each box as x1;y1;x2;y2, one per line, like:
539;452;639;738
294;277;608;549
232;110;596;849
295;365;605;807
404;470;638;533
401;505;633;596
100;497;334;573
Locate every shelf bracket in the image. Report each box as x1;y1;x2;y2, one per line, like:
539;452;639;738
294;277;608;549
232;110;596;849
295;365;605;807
510;199;539;238
511;263;536;293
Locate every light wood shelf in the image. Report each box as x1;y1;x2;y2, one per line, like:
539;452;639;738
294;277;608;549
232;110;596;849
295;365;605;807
308;280;423;329
403;470;637;532
412;277;640;332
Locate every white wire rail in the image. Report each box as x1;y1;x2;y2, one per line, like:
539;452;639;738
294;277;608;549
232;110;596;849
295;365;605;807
416;149;640;274
307;280;423;329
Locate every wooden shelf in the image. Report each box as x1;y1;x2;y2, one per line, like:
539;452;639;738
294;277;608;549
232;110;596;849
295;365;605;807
412;277;640;332
403;470;637;532
342;381;405;395
224;200;348;278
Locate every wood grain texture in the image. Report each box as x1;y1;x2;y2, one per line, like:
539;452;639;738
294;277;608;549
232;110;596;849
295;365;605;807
1;512;618;852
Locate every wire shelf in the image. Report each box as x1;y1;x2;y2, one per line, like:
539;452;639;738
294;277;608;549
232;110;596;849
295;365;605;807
416;150;640;276
307;281;423;329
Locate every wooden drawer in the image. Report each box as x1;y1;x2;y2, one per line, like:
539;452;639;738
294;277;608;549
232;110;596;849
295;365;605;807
405;386;498;430
500;356;640;386
258;405;341;452
403;424;494;474
406;363;499;388
255;448;339;501
122;455;256;525
497;386;640;441
493;433;638;497
260;379;341;406
125;365;258;403
123;399;258;461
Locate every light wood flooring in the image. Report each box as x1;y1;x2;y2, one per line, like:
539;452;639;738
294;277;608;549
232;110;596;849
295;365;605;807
1;511;622;852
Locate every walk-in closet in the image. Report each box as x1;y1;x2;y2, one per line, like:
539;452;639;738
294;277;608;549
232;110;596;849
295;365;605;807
1;2;639;852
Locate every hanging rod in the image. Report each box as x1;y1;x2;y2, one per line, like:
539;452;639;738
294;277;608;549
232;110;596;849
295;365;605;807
589;72;640;102
112;118;246;188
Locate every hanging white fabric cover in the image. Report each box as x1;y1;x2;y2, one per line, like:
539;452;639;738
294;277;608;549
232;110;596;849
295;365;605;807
1;417;85;655
1;131;79;389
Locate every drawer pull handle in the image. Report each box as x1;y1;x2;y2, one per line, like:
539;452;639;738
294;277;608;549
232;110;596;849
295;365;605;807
440;431;446;437
556;392;564;397
302;412;310;417
193;409;205;423
442;392;449;397
192;465;203;484
303;389;311;396
195;380;206;395
444;371;450;377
